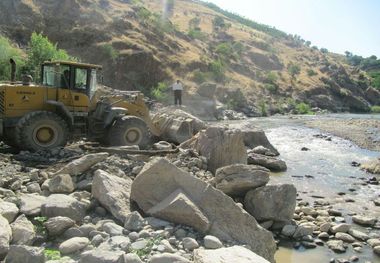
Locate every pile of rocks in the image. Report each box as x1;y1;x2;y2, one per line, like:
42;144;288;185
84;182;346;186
0;114;301;263
277;201;380;261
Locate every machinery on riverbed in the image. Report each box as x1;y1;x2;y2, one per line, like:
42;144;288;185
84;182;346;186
0;59;164;151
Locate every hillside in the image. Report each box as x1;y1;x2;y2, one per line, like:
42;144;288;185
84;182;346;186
0;0;379;117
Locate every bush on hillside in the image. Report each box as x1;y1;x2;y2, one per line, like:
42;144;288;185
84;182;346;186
288;63;301;79
320;48;329;53
307;69;317;76
100;44;119;61
0;36;25;81
188;29;207;41
295;102;313;114
209;59;226;82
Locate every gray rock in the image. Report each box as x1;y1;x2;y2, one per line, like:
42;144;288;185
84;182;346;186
92;170;132;223
54;153;109;176
131;158;276;262
0;201;19;222
41;194;88;222
331;224;351;234
326;240;346;253
130;240;148;250
191;127;247;173
204;235;223;249
0;215;12;259
147;253;190;263
352;215;377;227
145;217;171;229
244;184;296;223
182;237;199;250
194;246;270;263
319;222;331;232
247;153;287;172
293;225;314;239
5;245;44;263
367;238;380;248
158;240;176;253
348;229;370;241
19;194;46;216
26;183;41;194
124;253;143;263
44;216;75;236
10;215;35;245
124;212;145;231
59;237;89;254
281;225;297;237
251;146;276;156
335;232;355;243
241;129;279;156
103;222;124;236
215;164;270;196
79;249;125;263
374;245;380;255
48;174;75;193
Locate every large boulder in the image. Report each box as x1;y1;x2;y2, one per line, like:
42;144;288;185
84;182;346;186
92;170;132;223
48;174;75;193
19;194;46;216
215;164;270;196
54;153;109;176
241;129;279;156
41;194;88;222
247;152;287;172
0;215;12;259
191;127;247;173
131;158;276;262
244;184;297;223
10;215;35;245
5;245;45;263
194;246;270;263
152;108;207;144
44;216;75;236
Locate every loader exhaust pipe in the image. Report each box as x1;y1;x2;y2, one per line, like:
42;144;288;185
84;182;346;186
9;58;16;82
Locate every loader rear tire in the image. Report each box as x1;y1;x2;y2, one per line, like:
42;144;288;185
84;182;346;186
105;116;150;149
16;111;69;152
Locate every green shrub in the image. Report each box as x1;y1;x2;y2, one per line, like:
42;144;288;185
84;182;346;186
264;83;278;93
258;100;268;116
212;16;226;31
151;82;169;102
192;70;211;84
307;69;317;76
288;63;301;79
215;43;233;57
320;48;329;53
100;44;118;61
369;72;380;89
371;106;380;113
265;71;278;84
209;59;225;82
0;36;25;81
295;102;313;114
188;29;207;41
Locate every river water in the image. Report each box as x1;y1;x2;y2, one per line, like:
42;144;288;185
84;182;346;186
225;114;380;263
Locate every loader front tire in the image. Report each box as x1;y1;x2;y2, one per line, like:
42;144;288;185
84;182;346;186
105;116;150;149
17;111;69;152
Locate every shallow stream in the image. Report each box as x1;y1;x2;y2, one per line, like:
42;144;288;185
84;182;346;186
226;114;380;263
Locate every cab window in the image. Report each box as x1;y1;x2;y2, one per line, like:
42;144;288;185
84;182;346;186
42;65;56;87
75;68;88;90
60;65;71;88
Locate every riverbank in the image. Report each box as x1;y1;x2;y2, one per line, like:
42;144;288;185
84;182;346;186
306;117;380;151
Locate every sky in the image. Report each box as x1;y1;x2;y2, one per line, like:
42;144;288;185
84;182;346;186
207;0;380;58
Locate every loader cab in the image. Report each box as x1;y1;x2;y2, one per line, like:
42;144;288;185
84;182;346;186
41;61;102;99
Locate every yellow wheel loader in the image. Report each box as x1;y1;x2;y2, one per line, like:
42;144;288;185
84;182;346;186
0;60;162;151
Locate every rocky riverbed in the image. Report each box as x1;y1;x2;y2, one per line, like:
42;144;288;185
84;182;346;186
0;111;379;263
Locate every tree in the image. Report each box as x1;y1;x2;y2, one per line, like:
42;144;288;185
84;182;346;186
26;32;73;81
305;41;311;47
212;16;226;31
320;48;328;53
